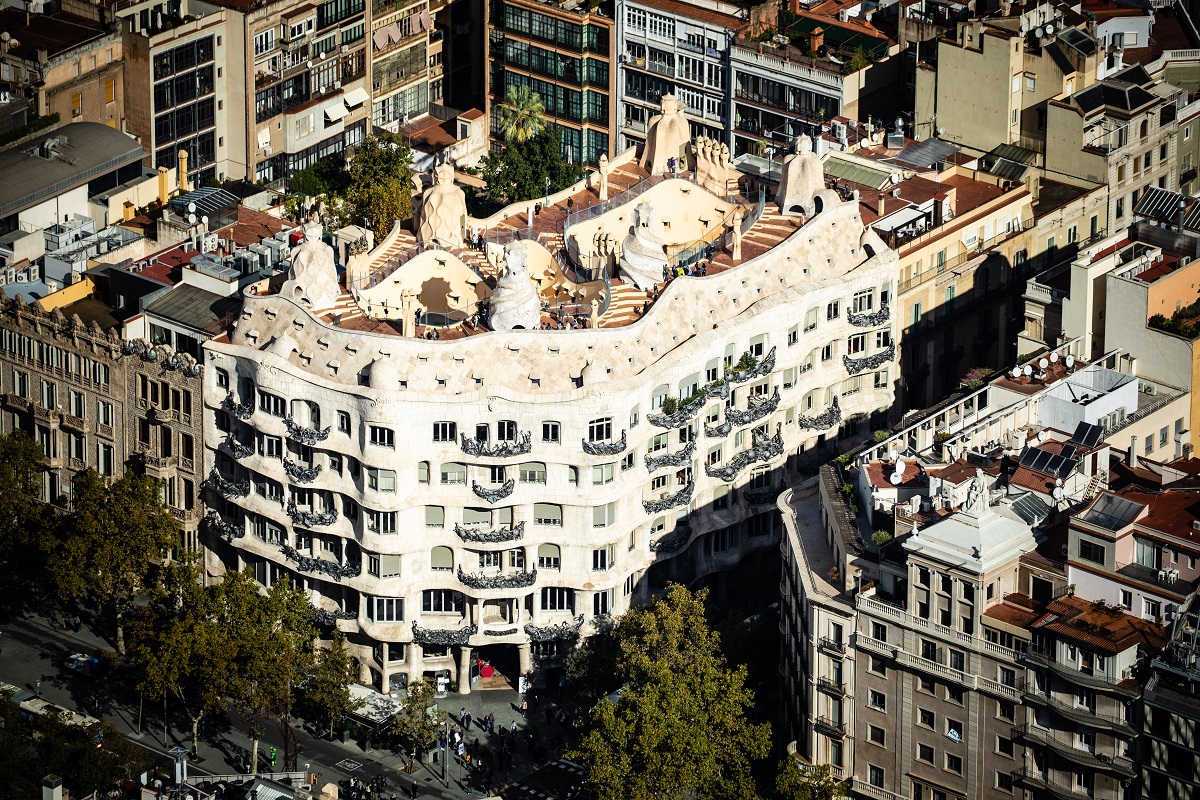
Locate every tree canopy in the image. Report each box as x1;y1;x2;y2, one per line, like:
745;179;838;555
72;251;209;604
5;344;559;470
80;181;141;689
345;133;417;239
480;126;584;205
388;678;442;755
775;762;843;800
497;84;547;145
0;429;49;575
571;585;771;800
302;629;362;739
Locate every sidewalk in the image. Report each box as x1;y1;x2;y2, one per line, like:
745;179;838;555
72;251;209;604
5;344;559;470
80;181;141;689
0;608;574;799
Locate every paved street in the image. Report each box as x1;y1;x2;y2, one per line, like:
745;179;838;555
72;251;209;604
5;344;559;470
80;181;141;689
0;607;580;799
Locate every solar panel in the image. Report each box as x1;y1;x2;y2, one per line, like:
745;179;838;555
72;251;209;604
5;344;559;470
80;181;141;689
1011;493;1051;526
1059;444;1078;462
1070;421;1103;449
1019;448;1039;468
1082;493;1145;530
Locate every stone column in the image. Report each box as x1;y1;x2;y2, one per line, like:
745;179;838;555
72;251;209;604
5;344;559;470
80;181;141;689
530;592;543;624
457;645;472;695
408;642;424;688
380;669;391;694
518;643;533;676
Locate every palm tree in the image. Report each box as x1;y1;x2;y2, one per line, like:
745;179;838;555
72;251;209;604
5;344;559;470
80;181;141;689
498;85;546;145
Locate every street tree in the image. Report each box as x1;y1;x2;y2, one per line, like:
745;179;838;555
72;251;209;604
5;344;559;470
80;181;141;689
129;560;239;757
50;469;180;653
225;570;316;772
480;126;584;205
304;629;362;740
0;429;49;574
345;133;416;239
497;84;546;145
571;585;771;800
389;678;442;759
564;629;619;701
776;761;843;800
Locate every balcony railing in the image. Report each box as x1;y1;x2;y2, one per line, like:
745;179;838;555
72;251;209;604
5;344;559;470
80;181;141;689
816;677;846;696
817;636;846;655
1019;650;1139;697
1012;724;1136;777
813;716;846;738
1011;767;1092;800
1020;685;1136;736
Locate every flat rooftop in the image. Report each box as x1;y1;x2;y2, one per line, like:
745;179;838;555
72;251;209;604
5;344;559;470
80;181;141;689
0;9;110;62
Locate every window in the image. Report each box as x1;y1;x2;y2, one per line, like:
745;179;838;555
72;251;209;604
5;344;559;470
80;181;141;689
369;425;394;448
945;753;962;774
592;503;616;527
440;462;466;484
1145;598;1162;619
418;461;429;483
541;587;575;611
847;334;866;355
946;719;963;740
996;735;1014;757
593;589;612;616
868;690;886;710
826;301;840;320
997;700;1015;721
919;677;935;694
917;743;934;763
868;656;887;677
593;463;614;484
999;667;1016;688
1146;434;1154;455
542;421;560;442
369;510;397;533
105;78;116;103
868;725;885;746
258;391;286;416
537;544;561;569
338;410;351;433
919;708;934;728
588;417;613;442
804;308;818;332
921;639;938;662
71;92;82;117
868;766;884;788
534;503;562;526
995;771;1013;793
592;544;615;570
433;421;457;441
1161;425;1170;447
1078;538;1106;563
520;462;547;483
949;649;965;671
253;29;276;56
423;589;463;613
368;597;404;621
871;622;887;642
367;468;396;492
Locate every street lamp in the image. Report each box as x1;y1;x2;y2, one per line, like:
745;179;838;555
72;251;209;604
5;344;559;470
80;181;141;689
544;176;550;209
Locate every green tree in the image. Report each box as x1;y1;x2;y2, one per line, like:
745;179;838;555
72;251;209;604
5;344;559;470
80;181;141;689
389;678;442;757
129;560;238;757
304;629;362;740
50;469;180;653
480;126;584;205
564;629;620;701
0;429;49;573
776;761;843;800
345;133;416;239
497;84;547;145
571;585;771;800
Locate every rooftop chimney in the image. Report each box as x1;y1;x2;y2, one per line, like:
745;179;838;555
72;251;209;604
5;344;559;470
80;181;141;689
1128;435;1137;467
878;192;886;216
810;27;825;52
157;166;170;205
177;150;189;193
43;776;62;800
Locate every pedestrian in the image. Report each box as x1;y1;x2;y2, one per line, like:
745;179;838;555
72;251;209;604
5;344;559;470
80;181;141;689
510;720;518;733
464;710;473;732
409;780;420;798
519;698;528;716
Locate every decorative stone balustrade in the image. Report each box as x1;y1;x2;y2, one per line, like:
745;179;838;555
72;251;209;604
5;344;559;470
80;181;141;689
460;431;533;458
454;520;525;543
286;501;338;527
283;415;331;444
281;545;361;581
525;615;584;641
582;430;627;455
642;481;695;513
456;566;538;589
843;344;895;376
847;303;890;327
725;386;780;426
412;621;477;646
283;457;322;484
644;439;696;472
223;392;253;420
704;424;783;482
797;397;841;430
472;478;515;503
205;468;249;499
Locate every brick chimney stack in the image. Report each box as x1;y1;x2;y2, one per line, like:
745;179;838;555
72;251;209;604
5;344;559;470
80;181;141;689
810;26;825;52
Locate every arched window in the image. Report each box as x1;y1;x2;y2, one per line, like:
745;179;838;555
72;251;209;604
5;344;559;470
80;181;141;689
519;462;547;483
440;462;466;484
418;461;430;484
538;544;561;569
430;546;454;571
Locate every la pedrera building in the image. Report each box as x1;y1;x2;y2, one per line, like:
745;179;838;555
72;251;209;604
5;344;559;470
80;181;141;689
202;97;901;694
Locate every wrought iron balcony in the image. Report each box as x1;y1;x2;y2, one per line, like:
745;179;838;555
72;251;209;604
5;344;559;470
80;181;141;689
1021;685;1136;736
285;501;338;528
1019;650;1139;697
525;614;584;641
1011;767;1092;800
283;457;322;483
643;481;695;513
472;478;515;503
225;436;253;459
813;716;846;738
847;303;890;327
644;439;696;472
817;636;845;655
205;467;249;499
725;386;780;426
1011;724;1135;777
726;346;776;384
843;344;895;376
222;392;253;420
649;526;691;553
704;424;783;482
281;545;361;581
454;520;525;543
582;430;627;455
203;510;245;541
311;606;357;626
816;677;846;696
647;393;709;429
460;431;533;458
743;485;782;506
283;415;331;445
456;565;538;589
797;397;841;430
704;419;732;438
412;621;477;646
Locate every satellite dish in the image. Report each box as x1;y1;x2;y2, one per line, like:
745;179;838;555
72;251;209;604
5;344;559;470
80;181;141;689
1022;365;1033;377
1055;478;1064;487
1035;26;1044;37
188;202;197;214
1049;352;1059;363
937;127;946;136
1038;358;1049;370
1037;430;1048;443
1045;22;1055;34
1053;487;1065;501
1;32;10;41
1011;367;1021;378
188;213;196;224
201;215;209;226
891;472;903;485
895;459;906;473
1066;355;1076;368
1020;22;1028;33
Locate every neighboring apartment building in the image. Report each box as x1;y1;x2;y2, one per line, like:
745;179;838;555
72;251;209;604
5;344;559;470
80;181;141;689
201;150;900;695
0;7;125;129
370;0;435;135
486;0;614;165
1143;591;1200;800
616;0;738;152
